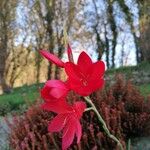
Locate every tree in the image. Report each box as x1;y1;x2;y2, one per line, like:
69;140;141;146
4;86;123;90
0;0;17;93
137;0;150;62
115;0;142;63
107;0;118;68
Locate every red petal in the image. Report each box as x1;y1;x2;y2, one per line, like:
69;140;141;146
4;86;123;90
73;101;86;119
64;62;80;80
41;100;72;114
67;78;81;89
67;78;92;96
62;117;76;150
66;78;92;96
48;114;68;132
89;78;105;92
49;88;67;99
77;52;92;73
40;50;64;67
67;44;74;63
91;61;105;79
45;80;68;89
75;120;82;143
41;80;69;101
70;80;92;96
69;79;104;96
40;86;53;101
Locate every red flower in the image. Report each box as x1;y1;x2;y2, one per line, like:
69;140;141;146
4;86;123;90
42;101;86;150
65;52;105;96
41;80;69;102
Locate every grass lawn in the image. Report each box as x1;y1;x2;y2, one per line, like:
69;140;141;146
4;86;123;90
0;83;44;115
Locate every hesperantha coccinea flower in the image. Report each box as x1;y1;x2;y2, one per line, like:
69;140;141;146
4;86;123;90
42;100;86;150
40;43;124;150
64;51;105;96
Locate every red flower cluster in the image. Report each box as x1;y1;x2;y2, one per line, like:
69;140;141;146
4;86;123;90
40;44;105;149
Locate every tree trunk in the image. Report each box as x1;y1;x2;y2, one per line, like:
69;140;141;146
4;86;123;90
36;53;41;83
54;45;64;79
45;0;55;80
138;0;150;62
0;53;7;93
0;37;10;93
107;0;117;68
0;16;8;92
104;23;110;69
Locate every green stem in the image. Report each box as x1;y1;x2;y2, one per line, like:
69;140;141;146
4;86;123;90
84;96;124;150
84;107;93;112
127;139;131;150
